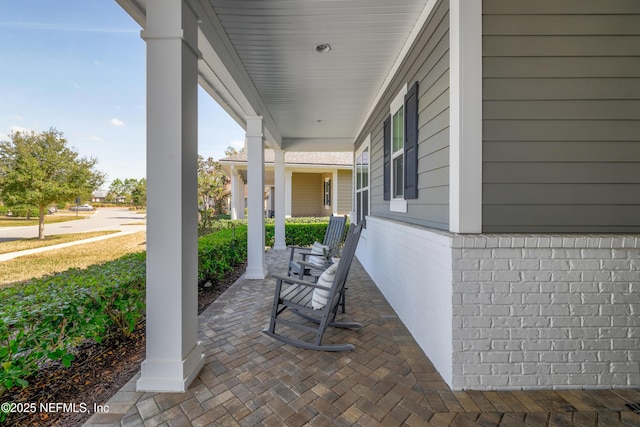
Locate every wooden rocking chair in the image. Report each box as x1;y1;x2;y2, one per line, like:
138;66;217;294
263;222;363;351
287;214;347;280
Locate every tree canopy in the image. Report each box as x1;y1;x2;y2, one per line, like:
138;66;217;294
0;128;105;239
107;177;146;207
197;155;230;215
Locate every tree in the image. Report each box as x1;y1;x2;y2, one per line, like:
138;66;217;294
130;178;146;208
108;178;126;203
197;155;230;215
224;145;240;157
0;129;105;239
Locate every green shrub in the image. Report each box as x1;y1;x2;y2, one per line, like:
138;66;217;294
198;218;245;237
198;224;247;283
6;205;39;218
265;223;330;247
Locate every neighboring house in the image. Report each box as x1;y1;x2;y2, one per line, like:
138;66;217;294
117;0;640;393
218;150;352;218
91;189;108;203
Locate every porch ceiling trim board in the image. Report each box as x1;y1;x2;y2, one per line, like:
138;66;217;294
354;0;439;143
194;0;283;148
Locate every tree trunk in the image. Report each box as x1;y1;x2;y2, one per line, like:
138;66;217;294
39;205;46;240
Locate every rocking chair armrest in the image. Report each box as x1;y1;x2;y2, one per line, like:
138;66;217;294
298;250;314;260
271;273;332;291
288;245;310;261
296;260;330;270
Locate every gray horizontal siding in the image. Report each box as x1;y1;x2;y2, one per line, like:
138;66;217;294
482;0;640;232
356;0;450;231
484;57;640;78
484;78;640;101
483;0;640;14
337;170;352;215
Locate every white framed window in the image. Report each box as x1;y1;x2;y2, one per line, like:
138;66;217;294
323;178;331;208
389;84;408;213
354;135;370;224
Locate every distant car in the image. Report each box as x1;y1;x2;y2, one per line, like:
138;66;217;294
70;204;95;211
48;207;57;214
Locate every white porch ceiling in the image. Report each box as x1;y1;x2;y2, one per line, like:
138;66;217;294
116;0;432;151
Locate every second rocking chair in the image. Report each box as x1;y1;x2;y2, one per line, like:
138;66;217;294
263;222;364;351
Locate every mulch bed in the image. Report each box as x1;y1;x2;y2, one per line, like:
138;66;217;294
2;262;246;427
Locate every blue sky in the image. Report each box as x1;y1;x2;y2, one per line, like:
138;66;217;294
0;0;245;186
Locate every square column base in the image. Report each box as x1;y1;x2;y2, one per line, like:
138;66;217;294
245;265;268;279
136;342;205;392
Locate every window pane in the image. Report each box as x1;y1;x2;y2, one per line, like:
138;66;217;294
356;163;362;190
362;150;369;188
356;193;362;223
393;155;404;198
363;189;369;218
392;108;404;153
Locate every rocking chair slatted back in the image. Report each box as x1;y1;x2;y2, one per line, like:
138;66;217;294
287;214;347;281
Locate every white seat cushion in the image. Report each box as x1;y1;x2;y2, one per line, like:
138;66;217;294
312;261;339;310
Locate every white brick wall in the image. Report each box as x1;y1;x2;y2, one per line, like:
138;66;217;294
452;234;640;390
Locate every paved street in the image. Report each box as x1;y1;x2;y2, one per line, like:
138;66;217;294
0;207;146;241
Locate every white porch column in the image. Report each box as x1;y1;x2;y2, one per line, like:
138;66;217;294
332;169;339;216
285;170;293;218
449;0;482;233
245;116;267;279
138;0;204;392
230;165;244;220
273;149;286;250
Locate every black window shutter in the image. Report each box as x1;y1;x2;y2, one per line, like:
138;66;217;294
383;116;391;201
404;81;419;199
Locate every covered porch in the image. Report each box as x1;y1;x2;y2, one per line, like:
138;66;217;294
115;0;640;394
84;249;640;426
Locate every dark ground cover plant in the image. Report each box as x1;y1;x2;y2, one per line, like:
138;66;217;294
0;253;146;401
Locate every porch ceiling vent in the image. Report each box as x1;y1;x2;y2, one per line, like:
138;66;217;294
315;43;331;53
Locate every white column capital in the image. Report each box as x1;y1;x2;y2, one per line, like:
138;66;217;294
246;116;264;138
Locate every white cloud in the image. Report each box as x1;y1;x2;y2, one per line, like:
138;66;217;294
110;118;125;127
89;135;105;143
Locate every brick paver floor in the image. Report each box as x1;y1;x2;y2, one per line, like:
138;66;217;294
84;249;640;426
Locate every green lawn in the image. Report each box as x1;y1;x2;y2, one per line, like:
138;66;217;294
0;231;119;254
0;212;93;227
0;231;146;287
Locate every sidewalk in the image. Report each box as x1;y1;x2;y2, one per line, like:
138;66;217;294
0;228;145;262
